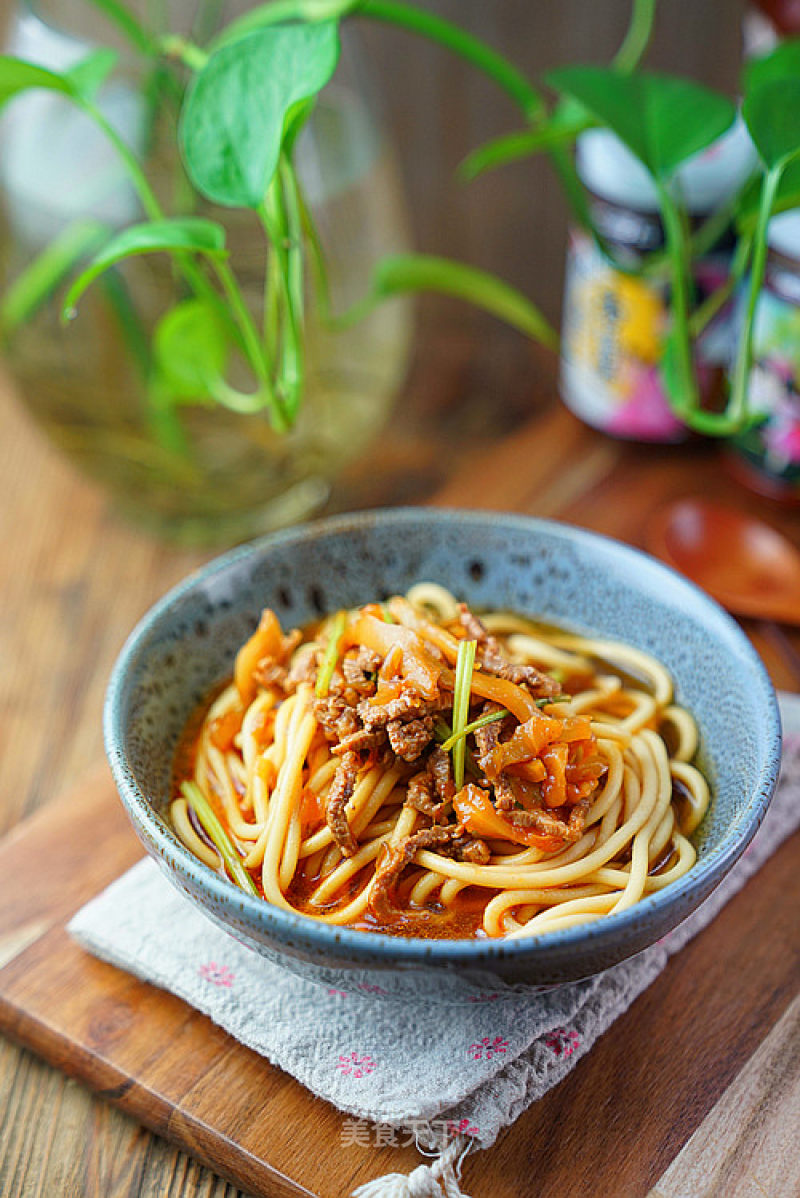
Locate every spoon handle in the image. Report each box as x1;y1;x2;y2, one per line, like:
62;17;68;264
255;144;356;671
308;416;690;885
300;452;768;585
757;620;800;691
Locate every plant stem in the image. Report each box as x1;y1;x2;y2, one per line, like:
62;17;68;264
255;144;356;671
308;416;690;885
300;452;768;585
82;0;159;55
296;177;332;323
656;179;699;426
85;102;163;219
612;0;657;73
83;97;251;357
259;163;305;426
726;164;783;433
353;0;546;121
688;230;753;339
211;257;287;431
159;34;209;71
212;258;281;423
279;157;307;420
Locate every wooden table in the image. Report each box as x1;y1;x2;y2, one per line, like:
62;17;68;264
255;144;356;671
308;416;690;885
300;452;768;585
1;341;799;1198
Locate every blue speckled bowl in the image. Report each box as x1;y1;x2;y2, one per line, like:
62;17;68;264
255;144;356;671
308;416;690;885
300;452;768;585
105;509;781;1001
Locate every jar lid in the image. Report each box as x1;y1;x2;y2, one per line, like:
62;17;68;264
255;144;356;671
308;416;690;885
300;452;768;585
766;209;800;258
576;116;757;213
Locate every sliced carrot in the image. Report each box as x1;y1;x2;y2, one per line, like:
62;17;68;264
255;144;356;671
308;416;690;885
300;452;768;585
541;742;569;809
209;708;244;752
505;760;547;784
234;609;284;704
346;613;441;700
299;786;325;836
482;710;564;778
560;715;593;742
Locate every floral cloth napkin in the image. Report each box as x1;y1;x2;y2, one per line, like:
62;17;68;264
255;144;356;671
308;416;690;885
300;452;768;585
68;694;800;1198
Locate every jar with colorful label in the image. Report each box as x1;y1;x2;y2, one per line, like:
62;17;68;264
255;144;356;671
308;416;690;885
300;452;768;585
727;210;800;501
560;122;755;442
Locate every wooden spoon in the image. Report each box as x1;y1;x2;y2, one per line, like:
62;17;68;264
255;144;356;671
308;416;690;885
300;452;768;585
647;498;800;626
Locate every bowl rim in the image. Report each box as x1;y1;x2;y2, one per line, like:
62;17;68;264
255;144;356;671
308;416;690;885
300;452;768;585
104;506;782;967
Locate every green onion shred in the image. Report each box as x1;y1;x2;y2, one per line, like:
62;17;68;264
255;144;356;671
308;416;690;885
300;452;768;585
440;707;508;753
450;638;477;789
181;780;259;896
314;610;347;698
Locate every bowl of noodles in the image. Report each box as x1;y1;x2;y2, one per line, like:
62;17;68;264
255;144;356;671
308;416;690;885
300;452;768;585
105;508;781;1000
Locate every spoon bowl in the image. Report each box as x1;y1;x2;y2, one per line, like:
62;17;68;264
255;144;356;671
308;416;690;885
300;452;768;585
648;499;800;626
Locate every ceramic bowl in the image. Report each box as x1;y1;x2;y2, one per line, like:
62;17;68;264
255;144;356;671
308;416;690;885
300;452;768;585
104;509;781;1001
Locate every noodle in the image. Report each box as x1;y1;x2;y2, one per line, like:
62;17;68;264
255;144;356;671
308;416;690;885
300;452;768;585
170;587;710;940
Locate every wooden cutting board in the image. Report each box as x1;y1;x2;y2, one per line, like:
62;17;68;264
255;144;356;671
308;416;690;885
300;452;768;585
1;765;799;1198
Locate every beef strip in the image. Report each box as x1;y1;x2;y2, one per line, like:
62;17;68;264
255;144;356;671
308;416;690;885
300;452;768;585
333;727;387;757
368;825;457;923
285;645;318;692
428;746;456;804
252;628;302;694
479;650;562;699
314;694;360;744
508;799;590;844
438;831;491;865
387;715;434;762
406;769;450;824
358;690;441;729
473;703;517;810
341;647;381;695
325;750;361;856
458;603;561;700
458;606;489;643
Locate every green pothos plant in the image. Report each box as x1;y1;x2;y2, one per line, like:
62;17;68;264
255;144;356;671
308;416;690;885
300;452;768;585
2;0;800;441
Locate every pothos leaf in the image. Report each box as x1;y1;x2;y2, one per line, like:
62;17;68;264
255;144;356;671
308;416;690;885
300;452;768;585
743;78;800;169
546;67;736;179
179;23;340;209
65;49;119;102
154;299;229;400
359;253;559;351
62;219;227;317
742;36;800;94
0;56;72;108
210;0;358;52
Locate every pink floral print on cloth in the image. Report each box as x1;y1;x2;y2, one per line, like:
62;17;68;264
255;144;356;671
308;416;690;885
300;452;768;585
468;1035;509;1061
337;1052;377;1079
544;1027;580;1057
197;961;235;988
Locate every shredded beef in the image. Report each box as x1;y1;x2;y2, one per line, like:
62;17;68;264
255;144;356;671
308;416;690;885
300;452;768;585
341;647;381;695
333;727;387;757
479;649;561;698
358;690;441;729
368;825;457;923
508;799;590;844
473;704;516;810
325;750;360;856
438;831;491;865
387;715;434;762
492;775;518;812
285;647;319;693
251;628;302;694
406;769;450;824
428;746;455;804
458;603;561;700
314;694;360;744
458;605;490;643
